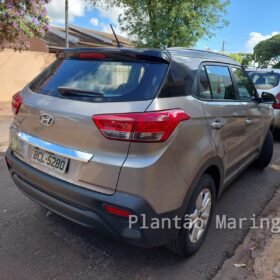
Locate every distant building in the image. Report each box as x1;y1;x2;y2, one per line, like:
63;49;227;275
44;25;132;53
1;25;132;53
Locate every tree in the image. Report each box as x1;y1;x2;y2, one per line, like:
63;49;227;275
254;34;280;68
227;53;243;64
88;0;230;48
227;53;253;67
240;53;254;68
0;0;50;51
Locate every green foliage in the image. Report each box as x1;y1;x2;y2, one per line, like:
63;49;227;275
0;0;50;51
120;0;230;48
227;53;243;63
241;53;254;68
273;62;280;69
88;0;230;48
254;34;280;68
227;53;253;67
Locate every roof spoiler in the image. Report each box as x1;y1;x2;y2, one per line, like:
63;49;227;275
58;48;171;64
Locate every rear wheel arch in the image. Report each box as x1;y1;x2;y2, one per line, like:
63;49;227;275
180;157;224;217
167;173;217;256
254;130;273;169
204;165;221;198
168;159;224;255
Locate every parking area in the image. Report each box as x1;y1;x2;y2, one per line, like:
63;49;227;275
0;115;280;280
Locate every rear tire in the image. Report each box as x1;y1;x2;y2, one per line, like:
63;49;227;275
254;130;273;169
166;174;216;257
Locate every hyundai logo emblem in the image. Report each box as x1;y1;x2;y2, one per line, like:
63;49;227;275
40;113;55;126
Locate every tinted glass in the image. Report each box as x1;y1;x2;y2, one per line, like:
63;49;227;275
29;59;168;102
159;59;196;98
205;66;236;100
249;72;280;90
199;67;212;99
232;67;256;101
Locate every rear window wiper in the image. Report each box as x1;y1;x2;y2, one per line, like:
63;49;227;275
57;87;104;97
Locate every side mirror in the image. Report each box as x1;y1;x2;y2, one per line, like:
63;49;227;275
261;92;276;104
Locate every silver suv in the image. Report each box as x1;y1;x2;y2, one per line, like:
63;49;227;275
5;48;275;256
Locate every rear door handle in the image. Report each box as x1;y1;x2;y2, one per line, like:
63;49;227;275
210;120;224;130
246;119;253;125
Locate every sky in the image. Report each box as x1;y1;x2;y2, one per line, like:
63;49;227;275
46;0;280;53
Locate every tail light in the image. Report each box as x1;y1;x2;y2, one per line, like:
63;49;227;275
93;109;190;142
12;92;22;114
272;93;280;110
103;204;132;218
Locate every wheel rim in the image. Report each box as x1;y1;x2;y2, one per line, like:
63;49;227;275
188;188;212;244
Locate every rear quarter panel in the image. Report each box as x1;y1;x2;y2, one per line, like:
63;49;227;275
117;96;218;214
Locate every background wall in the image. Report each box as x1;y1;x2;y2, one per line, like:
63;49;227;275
0;49;55;102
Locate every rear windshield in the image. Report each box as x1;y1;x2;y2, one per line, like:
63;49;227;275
249;72;280;90
29;59;168;102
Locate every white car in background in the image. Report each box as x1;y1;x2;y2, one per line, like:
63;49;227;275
248;69;280;138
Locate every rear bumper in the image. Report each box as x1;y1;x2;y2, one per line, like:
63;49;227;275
5;149;179;248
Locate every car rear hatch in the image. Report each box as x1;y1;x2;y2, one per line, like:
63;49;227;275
11;49;170;194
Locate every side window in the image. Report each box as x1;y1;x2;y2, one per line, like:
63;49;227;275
199;67;212;99
205;66;236;100
232;67;256;101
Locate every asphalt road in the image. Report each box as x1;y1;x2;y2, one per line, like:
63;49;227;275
0;122;279;279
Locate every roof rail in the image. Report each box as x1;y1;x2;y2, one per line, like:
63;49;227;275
167;47;234;60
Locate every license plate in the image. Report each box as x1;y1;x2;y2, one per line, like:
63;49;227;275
31;147;69;174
